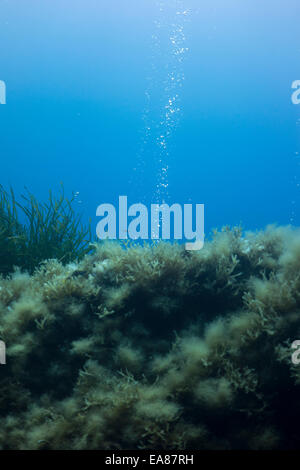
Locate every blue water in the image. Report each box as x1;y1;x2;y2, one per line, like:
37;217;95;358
1;0;300;238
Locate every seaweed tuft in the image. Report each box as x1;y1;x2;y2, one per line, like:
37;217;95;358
0;184;93;276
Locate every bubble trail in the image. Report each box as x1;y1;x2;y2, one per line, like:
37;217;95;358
132;0;191;213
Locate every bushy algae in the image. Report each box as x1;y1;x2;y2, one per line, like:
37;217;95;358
0;221;300;449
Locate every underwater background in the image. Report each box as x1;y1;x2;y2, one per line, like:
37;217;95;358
1;0;300;233
1;0;300;451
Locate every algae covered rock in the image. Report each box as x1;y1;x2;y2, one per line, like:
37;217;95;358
0;226;300;449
